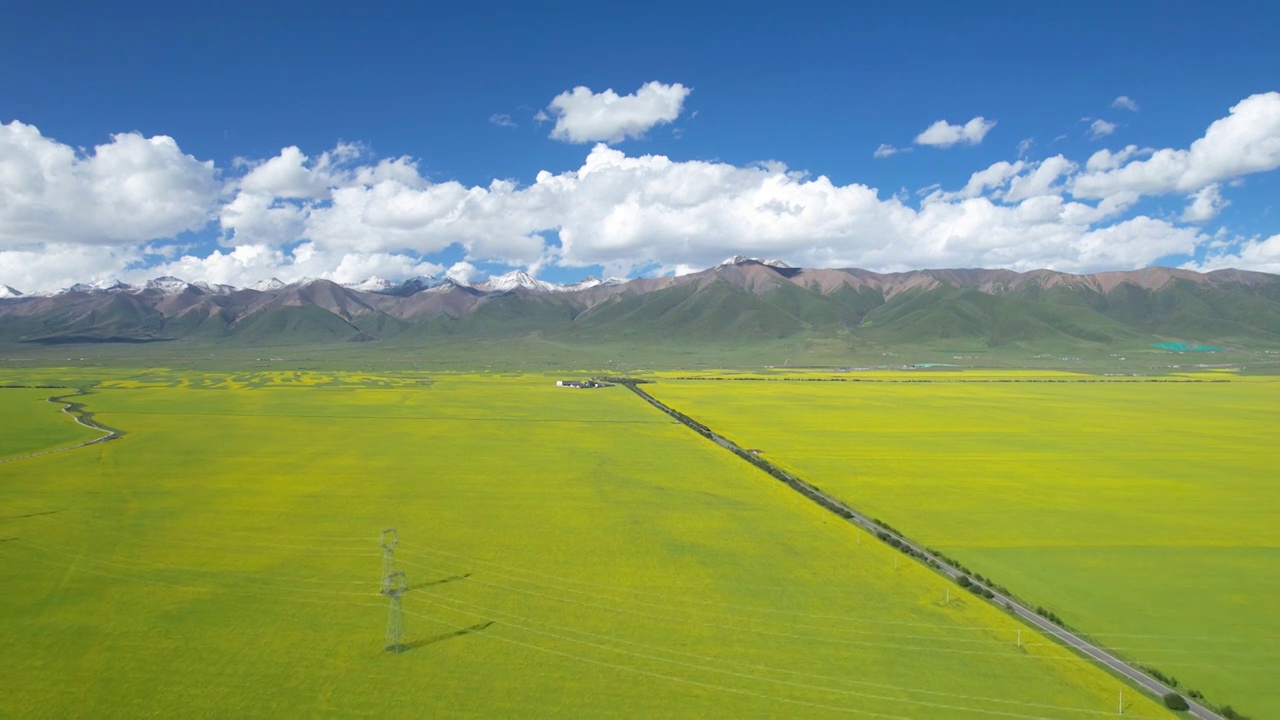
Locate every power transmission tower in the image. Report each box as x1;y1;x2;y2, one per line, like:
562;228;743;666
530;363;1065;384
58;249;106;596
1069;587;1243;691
378;528;406;653
380;527;398;579
382;569;407;652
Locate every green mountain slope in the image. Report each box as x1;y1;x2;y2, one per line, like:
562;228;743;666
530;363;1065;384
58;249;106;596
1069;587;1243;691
229;306;362;345
3;264;1279;351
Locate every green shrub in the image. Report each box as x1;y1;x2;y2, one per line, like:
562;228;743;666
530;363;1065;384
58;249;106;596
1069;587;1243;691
1162;693;1189;711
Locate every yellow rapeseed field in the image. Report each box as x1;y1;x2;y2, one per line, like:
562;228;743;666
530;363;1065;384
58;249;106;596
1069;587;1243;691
0;387;100;460
0;371;1172;717
647;372;1279;718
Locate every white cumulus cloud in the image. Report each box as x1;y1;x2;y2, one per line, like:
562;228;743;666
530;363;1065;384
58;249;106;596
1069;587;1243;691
0;244;146;292
1113;96;1140;112
873;143;906;158
219;192;307;245
141;242;443;288
534;145;1199;275
544;81;692;144
1181;184;1229;223
238;145;348;199
1004;156;1078;203
8;91;1280;292
1190;233;1280;274
1084;145;1148;173
927;160;1025;202
1073;92;1280;199
446;261;478;283
1089;119;1117;139
914;116;996;148
0;121;220;248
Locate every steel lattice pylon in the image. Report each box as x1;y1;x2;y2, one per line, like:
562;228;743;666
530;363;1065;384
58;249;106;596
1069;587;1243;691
378;528;406;653
381;569;407;652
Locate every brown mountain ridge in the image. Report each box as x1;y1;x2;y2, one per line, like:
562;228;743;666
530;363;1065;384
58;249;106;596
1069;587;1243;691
2;259;1278;348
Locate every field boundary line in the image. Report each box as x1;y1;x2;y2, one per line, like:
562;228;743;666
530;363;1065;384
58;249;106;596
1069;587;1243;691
0;388;122;465
617;379;1226;720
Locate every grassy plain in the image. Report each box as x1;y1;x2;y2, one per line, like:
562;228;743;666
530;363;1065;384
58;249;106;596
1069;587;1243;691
4;331;1279;377
646;374;1280;718
0;370;1172;718
0;387;100;460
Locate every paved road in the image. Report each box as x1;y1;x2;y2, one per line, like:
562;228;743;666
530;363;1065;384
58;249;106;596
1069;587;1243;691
621;381;1223;720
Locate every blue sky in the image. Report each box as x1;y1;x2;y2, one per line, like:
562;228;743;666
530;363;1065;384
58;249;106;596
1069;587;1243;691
2;0;1279;290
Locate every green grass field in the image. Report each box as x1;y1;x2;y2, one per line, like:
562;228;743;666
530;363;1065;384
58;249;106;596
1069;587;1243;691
646;373;1280;718
0;372;1172;718
0;387;101;460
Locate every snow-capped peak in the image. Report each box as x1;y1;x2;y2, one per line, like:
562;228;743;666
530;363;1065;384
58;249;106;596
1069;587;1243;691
250;278;287;291
397;275;448;293
145;276;191;294
355;275;450;296
718;255;791;269
476;270;556;293
62;280;131;294
557;276;601;292
0;284;22;298
191;280;236;295
420;277;476;294
345;276;394;292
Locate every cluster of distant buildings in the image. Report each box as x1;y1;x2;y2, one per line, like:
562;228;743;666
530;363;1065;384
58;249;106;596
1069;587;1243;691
555;379;603;389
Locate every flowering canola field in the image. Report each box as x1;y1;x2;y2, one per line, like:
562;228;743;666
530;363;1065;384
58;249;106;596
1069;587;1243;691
646;372;1279;718
0;371;1172;718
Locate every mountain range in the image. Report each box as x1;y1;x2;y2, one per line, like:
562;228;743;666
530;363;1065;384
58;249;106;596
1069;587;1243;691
2;257;1278;349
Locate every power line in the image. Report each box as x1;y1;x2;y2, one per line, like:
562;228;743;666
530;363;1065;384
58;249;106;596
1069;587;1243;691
0;538;1219;714
379;528;406;653
381;570;407;653
394;556;1010;647
1;539;1185;717
404;594;1133;720
380;528;398;581
396;606;914;720
15;542;381;605
14;541;379;597
393;543;1267;645
394;558;1270;670
405;590;1140;718
8;539;1131;713
39;515;377;555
